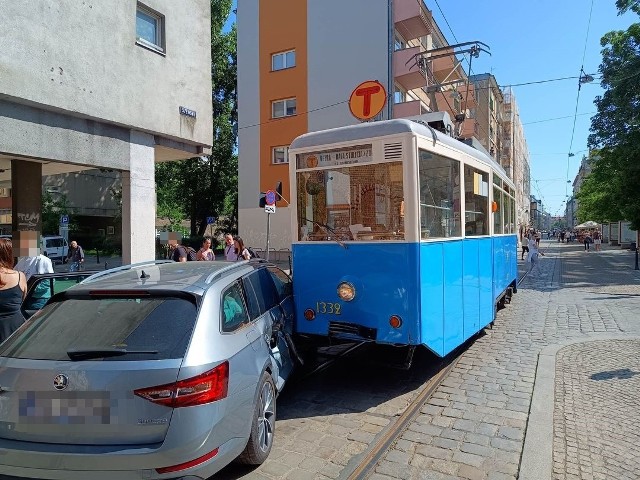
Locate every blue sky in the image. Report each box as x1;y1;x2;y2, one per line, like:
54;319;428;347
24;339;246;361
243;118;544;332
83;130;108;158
227;1;633;216
430;0;633;216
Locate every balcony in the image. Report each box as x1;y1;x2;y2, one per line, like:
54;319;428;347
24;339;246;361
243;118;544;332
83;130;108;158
456;84;477;109
394;0;431;41
429;48;464;84
394;46;427;91
393;99;429;119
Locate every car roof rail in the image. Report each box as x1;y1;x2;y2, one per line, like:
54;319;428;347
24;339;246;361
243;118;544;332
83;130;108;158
203;262;247;285
81;260;175;283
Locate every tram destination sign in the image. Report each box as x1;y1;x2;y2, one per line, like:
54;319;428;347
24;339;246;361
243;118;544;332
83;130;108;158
297;145;373;169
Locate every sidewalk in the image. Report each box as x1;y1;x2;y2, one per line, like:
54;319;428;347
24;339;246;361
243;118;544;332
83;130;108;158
375;240;640;480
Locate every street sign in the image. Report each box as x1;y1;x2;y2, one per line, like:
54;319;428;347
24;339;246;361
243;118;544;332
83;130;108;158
60;215;69;224
349;80;387;121
206;216;216;225
265;204;276;214
265;189;276;206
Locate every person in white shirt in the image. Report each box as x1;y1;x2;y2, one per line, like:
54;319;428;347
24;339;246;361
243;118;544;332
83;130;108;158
14;253;54;309
224;234;238;261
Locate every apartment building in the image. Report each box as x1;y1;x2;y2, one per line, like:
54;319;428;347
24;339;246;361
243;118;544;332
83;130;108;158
502;87;531;233
238;0;477;248
0;0;212;262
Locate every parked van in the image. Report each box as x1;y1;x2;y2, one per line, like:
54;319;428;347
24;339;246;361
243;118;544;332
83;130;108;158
41;236;68;262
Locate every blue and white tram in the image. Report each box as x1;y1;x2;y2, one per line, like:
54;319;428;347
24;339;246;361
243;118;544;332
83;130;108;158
288;119;517;357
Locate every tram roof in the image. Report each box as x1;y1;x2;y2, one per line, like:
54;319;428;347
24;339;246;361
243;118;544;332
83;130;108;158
290;119;510;182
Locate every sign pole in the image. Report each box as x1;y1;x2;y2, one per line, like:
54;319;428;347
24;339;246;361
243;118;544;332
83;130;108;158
266;213;271;262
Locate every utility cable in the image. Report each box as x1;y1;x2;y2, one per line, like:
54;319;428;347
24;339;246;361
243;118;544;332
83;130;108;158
566;0;595;197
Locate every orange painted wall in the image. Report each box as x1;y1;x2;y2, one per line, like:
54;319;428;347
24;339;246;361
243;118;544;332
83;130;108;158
259;0;307;202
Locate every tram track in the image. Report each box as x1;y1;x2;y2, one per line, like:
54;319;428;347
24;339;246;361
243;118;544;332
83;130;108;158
340;348;463;480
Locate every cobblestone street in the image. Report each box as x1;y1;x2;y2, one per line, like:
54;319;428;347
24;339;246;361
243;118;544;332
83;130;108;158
215;240;640;480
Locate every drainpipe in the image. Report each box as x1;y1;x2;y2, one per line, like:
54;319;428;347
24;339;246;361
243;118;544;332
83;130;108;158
387;0;393;120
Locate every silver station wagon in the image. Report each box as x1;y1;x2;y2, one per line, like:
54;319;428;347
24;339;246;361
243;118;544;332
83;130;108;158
0;259;297;479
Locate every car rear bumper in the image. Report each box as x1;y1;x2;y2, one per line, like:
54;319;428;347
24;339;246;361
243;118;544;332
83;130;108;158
0;437;246;479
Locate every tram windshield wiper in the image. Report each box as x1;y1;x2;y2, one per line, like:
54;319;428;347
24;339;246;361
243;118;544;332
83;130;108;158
301;217;349;248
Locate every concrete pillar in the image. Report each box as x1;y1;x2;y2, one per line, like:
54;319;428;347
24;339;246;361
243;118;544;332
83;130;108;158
121;131;156;264
11;160;42;258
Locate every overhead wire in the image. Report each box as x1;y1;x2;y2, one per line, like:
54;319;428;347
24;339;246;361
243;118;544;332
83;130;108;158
566;0;595;198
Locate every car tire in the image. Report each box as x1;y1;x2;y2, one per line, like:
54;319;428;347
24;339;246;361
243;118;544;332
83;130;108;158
237;371;276;465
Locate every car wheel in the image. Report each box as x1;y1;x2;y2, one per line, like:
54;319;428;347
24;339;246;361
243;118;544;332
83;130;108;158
237;372;276;465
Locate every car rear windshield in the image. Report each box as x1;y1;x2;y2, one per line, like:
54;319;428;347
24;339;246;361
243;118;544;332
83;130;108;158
0;295;197;361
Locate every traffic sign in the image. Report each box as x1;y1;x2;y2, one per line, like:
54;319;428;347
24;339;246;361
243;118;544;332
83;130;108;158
349;80;387;121
60;215;69;224
265;190;277;206
265;204;276;214
206;216;216;225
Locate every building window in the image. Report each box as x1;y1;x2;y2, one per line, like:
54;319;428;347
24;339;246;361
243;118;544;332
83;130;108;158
272;146;289;164
272;50;296;71
394;86;407;104
136;3;165;53
394;34;406;51
272;98;297;118
107;226;115;235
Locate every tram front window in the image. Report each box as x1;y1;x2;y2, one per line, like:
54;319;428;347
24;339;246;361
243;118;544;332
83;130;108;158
296;158;404;241
464;165;489;236
418;150;461;239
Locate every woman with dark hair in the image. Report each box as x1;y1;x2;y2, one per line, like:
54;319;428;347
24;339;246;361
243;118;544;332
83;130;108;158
0;238;27;342
234;237;251;261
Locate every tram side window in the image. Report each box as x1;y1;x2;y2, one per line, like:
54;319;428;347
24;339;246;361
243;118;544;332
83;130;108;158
418;150;461;239
506;195;515;234
493;187;504;234
464;166;489;236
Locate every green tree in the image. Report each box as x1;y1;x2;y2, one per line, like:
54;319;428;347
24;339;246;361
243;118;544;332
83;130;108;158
41;192;73;235
155;0;237;237
586;1;640;229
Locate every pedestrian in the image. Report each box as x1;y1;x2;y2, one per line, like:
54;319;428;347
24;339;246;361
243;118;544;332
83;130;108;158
196;236;215;261
534;230;541;246
584;232;592;251
234;237;251;261
224;233;238;261
15;253;54;309
0;238;27;343
521;235;529;260
66;240;84;271
526;239;545;273
593;230;602;251
170;243;197;262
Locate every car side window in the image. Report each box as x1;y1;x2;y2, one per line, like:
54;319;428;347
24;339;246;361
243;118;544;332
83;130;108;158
221;282;250;332
243;269;280;316
241;277;261;321
267;266;292;300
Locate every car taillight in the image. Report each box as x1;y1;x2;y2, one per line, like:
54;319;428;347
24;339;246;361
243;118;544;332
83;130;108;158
134;361;229;408
156;448;219;474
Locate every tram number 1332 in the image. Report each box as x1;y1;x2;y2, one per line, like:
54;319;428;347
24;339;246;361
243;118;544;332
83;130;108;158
316;302;341;315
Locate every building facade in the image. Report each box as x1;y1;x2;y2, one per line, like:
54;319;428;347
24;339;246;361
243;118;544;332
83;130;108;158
0;0;212;262
501;87;530;235
238;0;479;249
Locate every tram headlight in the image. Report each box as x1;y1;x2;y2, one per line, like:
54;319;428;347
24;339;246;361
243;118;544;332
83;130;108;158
337;282;356;302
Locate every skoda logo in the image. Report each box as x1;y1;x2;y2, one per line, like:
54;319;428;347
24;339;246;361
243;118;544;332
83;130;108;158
53;374;68;391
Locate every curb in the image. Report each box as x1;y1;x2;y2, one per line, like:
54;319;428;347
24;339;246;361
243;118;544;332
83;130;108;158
519;332;640;479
